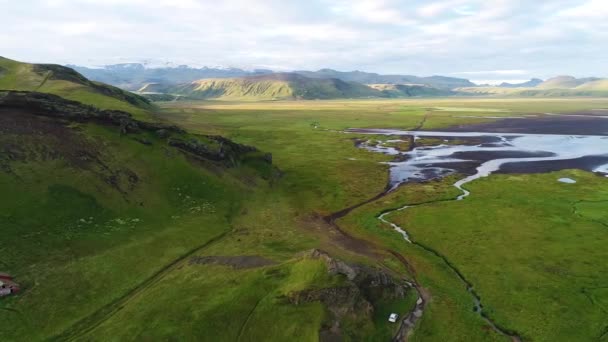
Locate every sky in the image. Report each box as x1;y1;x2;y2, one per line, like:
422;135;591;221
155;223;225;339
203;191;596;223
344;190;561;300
1;0;606;83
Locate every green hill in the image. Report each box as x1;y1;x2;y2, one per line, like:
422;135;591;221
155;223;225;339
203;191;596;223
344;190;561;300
138;73;463;101
0;79;406;340
537;75;601;89
0;56;153;119
149;73;382;100
0;90;286;340
575;79;608;90
456;86;608;97
294;68;475;89
455;86;527;95
369;83;453;97
514;88;608;97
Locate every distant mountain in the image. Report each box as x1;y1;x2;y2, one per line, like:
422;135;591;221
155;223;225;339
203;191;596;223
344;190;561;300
70;64;273;91
144;73;384;100
575;79;608;91
71;63;475;91
0;56;152;118
368;84;453;97
294;69;474;89
498;78;543;88
537;76;601;89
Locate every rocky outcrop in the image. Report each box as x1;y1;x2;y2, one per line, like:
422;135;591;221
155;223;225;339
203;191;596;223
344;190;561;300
290;250;409;341
168;135;258;166
0;91;164;133
301;249;359;280
0;91;269;167
289;284;374;318
300;249;406;300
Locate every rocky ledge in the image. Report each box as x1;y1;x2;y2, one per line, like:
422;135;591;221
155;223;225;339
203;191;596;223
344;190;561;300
0;90;270;167
288;249;408;341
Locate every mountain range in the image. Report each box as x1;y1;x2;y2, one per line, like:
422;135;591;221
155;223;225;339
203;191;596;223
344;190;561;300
64;61;608;100
456;76;608;97
137;73;455;101
71;64;474;91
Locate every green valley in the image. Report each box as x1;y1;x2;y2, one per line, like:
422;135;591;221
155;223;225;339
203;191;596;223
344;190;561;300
2;3;608;338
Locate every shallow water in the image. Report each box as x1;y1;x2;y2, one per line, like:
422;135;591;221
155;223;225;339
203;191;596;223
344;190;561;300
354;128;602;341
350;129;608;191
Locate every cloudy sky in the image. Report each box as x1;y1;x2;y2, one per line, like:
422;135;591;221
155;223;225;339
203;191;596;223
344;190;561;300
1;0;606;83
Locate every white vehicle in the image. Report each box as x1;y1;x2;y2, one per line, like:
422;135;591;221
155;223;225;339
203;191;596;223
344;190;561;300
388;313;399;323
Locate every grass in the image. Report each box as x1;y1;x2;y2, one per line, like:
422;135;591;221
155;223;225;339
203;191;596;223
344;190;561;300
70;261;330;341
163;74;381;101
0;57;153;120
335;179;507;341
370;289;420;340
4;95;608;341
0;120;252;339
389;170;608;341
157;98;608;340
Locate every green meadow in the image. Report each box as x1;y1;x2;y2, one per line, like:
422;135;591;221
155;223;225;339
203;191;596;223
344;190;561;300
158;98;608;341
3;95;608;341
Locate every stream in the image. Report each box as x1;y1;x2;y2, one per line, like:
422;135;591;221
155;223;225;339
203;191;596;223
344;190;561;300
351;129;608;341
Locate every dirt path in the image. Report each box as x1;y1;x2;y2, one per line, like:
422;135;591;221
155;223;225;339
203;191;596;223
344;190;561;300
50;229;232;341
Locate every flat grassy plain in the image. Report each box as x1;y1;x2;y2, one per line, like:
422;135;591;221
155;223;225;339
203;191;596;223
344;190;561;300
157;97;608;341
389;170;608;341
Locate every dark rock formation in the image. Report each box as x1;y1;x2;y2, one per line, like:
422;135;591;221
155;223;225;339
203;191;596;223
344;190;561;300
167;136;257;167
0;91;266;167
291;249;409;341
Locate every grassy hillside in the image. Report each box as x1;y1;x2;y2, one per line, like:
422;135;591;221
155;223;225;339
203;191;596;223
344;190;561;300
294;69;475;89
515;88;608;97
0;90;335;340
457;86;608;97
0;56;153;119
0;91;421;341
369;83;453;97
455;87;524;95
148;73;383;100
575;79;608;90
176;76;294;100
537;75;601;89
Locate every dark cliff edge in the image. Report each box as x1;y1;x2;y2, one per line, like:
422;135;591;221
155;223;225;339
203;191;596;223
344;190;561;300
0;90;271;168
288;249;409;341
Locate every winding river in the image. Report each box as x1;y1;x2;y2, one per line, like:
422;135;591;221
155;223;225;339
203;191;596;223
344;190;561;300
350;128;608;341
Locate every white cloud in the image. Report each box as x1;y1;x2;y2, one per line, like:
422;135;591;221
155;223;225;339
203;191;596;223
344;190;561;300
0;0;605;78
454;70;529;76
